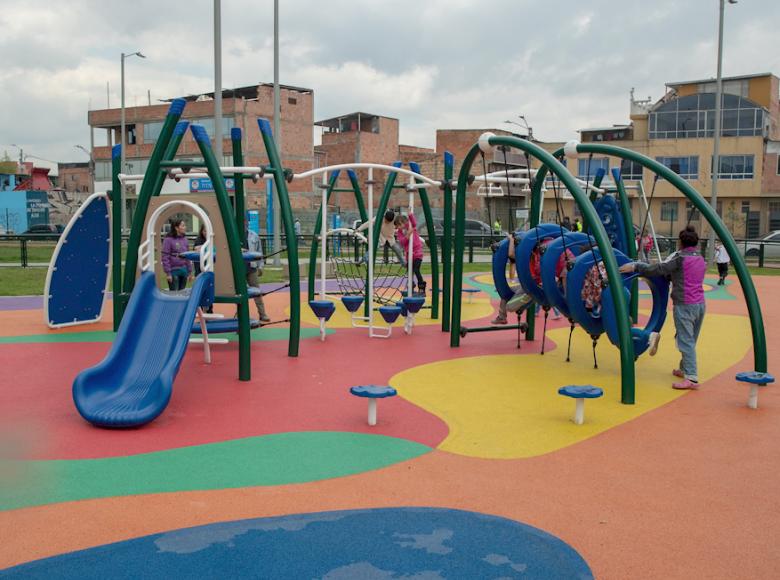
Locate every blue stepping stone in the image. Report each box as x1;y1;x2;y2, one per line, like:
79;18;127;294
402;296;425;314
558;385;603;425
349;385;397;426
736;371;774;409
309;300;336;321
341;295;365;313
378;306;402;324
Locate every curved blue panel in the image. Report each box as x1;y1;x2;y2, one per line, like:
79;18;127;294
0;508;593;579
539;232;593;320
47;195;110;327
168;98;186;116
601;273;669;356
516;223;564;307
565;249;631;337
492;237;513;301
257;118;273;136
190;124;209;143
593;195;628;255
173;121;190;137
72;271;214;428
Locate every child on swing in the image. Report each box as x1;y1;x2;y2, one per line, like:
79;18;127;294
394;213;426;296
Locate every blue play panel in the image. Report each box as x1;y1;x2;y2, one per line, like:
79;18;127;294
46;194;110;327
0;508;593;579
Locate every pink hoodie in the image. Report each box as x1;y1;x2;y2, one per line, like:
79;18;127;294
396;214;423;260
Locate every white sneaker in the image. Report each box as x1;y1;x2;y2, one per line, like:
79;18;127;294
648;332;660;356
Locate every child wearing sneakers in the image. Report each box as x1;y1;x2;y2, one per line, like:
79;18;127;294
620;226;706;390
492;234;532;324
394;213;426;296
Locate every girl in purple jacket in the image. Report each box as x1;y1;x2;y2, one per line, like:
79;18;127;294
620;226;706;390
161;219;192;291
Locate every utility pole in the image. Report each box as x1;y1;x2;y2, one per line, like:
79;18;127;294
214;0;223;162
272;0;282;266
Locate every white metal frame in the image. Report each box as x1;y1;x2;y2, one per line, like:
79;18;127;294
44;192;111;329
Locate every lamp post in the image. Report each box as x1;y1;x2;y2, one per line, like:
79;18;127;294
120;51;146;176
74;145;95;193
503;116;532;139
710;0;737;259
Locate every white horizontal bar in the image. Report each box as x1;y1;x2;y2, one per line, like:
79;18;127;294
292;163;441;187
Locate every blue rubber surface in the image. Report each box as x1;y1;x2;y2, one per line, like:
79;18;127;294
349;385;398;398
47;195;110;326
0;508;593;580
72;271;214;428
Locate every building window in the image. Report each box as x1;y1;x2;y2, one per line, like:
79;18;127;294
769;201;780;231
143;121;164;144
577;157;609;180
685;201;700;221
94;161;112;181
287;97;297;105
656;156;699;180
713;154;754;179
661;200;678;222
648;93;766;139
143;117;235;143
619;159;643;181
741;201;751;213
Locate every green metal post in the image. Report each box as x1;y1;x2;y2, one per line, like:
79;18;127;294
612;168;639;323
441;152;454;332
409;162;439;320
307;171;340;302
231;128;246;246
190;124;251;380
110;145;122;331
122;100;187;301
257;118;300;357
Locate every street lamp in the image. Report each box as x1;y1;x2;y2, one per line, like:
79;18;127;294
74;145;95;193
120;51;146;176
502;116;533;139
710;0;737;260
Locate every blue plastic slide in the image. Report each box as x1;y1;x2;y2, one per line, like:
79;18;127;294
72;271;214;428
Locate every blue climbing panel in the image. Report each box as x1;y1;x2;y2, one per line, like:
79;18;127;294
45;193;110;328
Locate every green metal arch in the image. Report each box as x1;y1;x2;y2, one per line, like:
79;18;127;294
450;135;637;404
542;142;767;373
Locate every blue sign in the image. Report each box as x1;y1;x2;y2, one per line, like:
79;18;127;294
189;177;235;193
247;210;260;234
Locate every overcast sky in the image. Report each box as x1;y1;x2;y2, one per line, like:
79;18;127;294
1;0;779;170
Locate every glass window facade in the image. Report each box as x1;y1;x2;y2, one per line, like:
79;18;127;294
649;93;766;139
661;201;678;222
713;155;754;179
619;159;643;181
577;157;609;180
656;156;699;180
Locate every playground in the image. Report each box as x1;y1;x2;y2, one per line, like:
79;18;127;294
1;101;779;579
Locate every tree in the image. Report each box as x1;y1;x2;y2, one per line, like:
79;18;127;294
0;151;17;175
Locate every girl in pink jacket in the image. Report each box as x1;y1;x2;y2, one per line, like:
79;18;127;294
394;213;426;295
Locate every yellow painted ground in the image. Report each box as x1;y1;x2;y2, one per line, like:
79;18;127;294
298;293;493;329
390;312;751;459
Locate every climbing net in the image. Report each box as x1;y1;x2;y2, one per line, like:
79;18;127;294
330;257;407;305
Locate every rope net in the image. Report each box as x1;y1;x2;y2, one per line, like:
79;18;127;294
330;257;408;305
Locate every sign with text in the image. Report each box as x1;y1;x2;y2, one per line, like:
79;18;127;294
189;177;235;193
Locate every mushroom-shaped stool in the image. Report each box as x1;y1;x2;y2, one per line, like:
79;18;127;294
462;287;480;303
735;371;775;409
349;385;398;426
558;385;603;425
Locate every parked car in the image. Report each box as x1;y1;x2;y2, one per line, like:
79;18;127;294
23;224;63;235
742;231;780;259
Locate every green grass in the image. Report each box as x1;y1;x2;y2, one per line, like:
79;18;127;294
1;261;776;297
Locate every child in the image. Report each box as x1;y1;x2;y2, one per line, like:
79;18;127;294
529;238;571;319
161;218;192;291
394;213;426;295
357;210;404;263
620;226;706;389
492;234;532;324
245;224;270;323
714;240;730;285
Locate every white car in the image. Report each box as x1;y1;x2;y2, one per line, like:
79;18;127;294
743;231;780;259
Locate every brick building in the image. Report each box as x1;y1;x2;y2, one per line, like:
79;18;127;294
57;162;92;194
87;83;317;228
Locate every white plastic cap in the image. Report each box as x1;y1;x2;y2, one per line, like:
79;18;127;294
478;132;496;154
564;140;580;158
